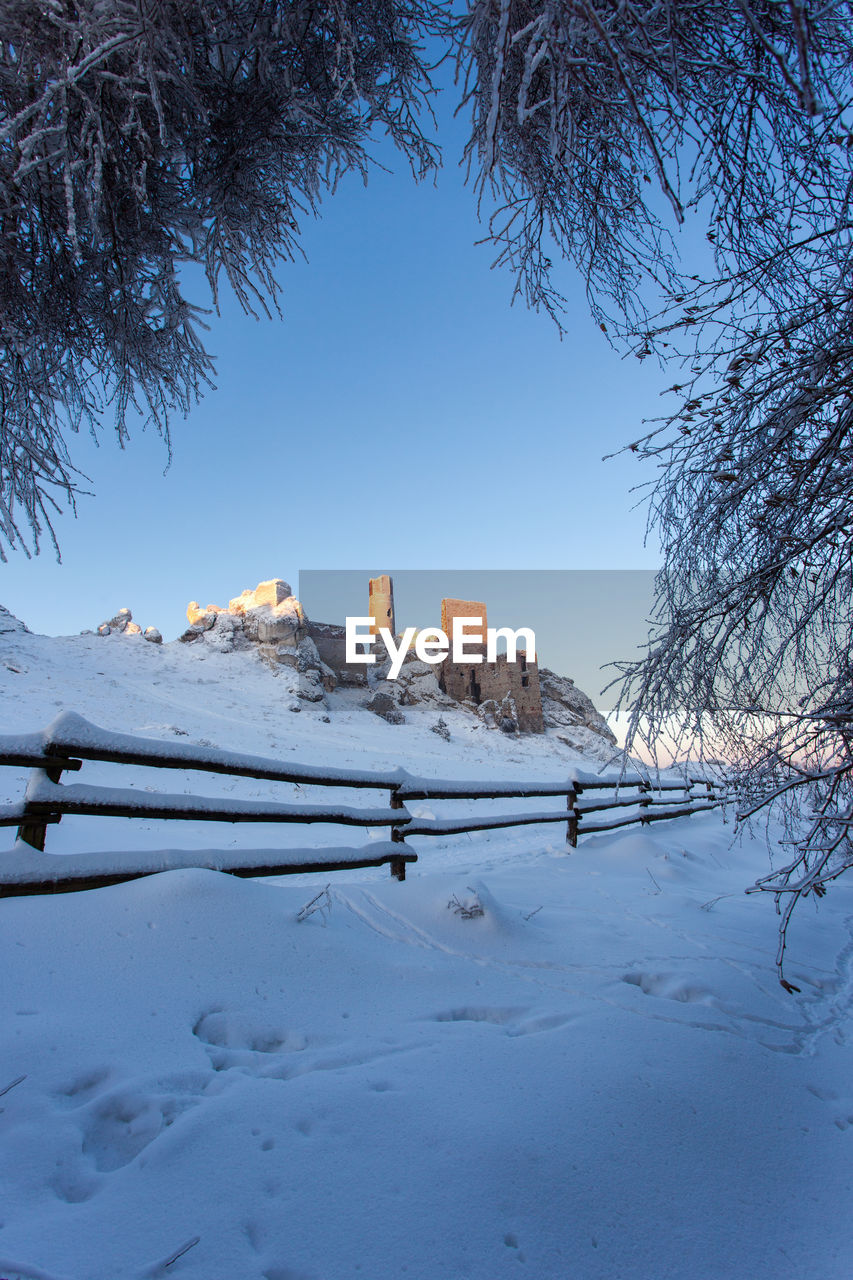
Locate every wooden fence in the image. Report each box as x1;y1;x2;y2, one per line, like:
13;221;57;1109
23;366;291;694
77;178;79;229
0;712;729;897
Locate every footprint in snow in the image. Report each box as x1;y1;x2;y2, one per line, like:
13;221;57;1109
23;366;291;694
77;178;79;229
806;1083;853;1130
430;1007;576;1036
81;1087;202;1172
621;970;717;1005
193;1009;308;1072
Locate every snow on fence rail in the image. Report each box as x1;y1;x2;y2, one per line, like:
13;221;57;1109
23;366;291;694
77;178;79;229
0;712;730;897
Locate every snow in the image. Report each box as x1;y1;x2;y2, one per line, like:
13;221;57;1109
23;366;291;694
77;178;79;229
0;617;851;1278
24;773;402;828
0;838;408;887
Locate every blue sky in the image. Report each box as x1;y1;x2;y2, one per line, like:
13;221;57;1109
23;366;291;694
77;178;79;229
1;82;671;644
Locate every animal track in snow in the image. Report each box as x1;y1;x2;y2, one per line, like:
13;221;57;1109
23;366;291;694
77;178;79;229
621;970;717;1005
56;1066;111;1107
429;1006;575;1038
192;1006;414;1083
432;1006;528;1025
81;1087;201;1172
806;1083;853;1130
51;1161;100;1204
193;1009;308;1072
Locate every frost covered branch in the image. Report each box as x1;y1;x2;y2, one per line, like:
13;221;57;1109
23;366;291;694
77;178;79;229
0;0;448;556
454;1;853;972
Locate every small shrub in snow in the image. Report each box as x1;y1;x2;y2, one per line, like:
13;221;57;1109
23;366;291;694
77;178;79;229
448;889;484;919
296;886;332;925
431;716;450;741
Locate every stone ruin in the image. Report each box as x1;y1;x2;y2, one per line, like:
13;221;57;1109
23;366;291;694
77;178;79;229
358;576;616;750
178;575;617;747
86;574;616;751
89;574;613;750
437;597;544;733
368;574;395;636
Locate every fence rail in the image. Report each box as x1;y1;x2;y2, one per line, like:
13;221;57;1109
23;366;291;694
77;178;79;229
0;712;730;897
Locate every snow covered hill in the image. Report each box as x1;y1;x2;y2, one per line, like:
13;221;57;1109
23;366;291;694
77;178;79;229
0;617;851;1279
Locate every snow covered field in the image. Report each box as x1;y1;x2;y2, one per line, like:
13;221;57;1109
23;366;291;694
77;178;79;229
1;616;851;1279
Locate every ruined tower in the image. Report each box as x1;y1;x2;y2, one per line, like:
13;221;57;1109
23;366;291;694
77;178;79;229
440;598;488;646
368;574;396;637
438;596;544;733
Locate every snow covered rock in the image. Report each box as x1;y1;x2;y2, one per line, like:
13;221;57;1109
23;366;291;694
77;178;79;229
254;633;333;701
539;668;616;743
397;657;454;707
108;608;133;633
186;602;219;630
253;598;304;644
477;692;519;732
143;627;162;644
372;653;453;708
297;638;336;697
228;578;292;614
555;727;620;764
205;612;247;653
0;605;29;636
365;689;406;724
178;623;204;643
296;669;327;702
184;580;315;670
97;608;161;640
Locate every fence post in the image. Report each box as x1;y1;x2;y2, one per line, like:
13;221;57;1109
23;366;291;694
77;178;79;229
639;781;652;825
566;784;578;849
389;787;407;880
17;759;66;851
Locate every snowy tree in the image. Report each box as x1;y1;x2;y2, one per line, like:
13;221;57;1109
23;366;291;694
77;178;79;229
453;2;853;974
0;0;446;556
455;0;853;976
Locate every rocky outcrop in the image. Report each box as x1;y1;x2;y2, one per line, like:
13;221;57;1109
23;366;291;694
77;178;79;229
229;579;292;613
265;635;336;701
96;608;161;642
186;602;223;628
372;652;453;708
179;580;334;706
0;605;29;636
554;727;620;764
539;668;616;743
365;689;406;724
106;608;132;633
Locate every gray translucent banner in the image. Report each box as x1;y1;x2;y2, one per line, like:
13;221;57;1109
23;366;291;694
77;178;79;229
298;569;657;715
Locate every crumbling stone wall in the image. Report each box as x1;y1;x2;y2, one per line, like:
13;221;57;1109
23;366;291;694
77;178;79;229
439;644;544;733
436;593;544;732
440;598;488;646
